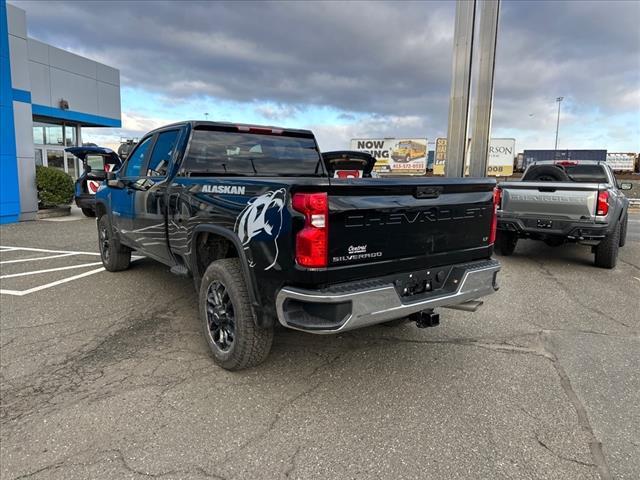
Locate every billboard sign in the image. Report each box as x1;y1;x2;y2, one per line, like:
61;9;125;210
432;138;515;176
350;138;427;175
485;138;516;176
434;138;447;175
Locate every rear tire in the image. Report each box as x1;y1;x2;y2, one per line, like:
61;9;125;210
200;258;273;371
97;215;131;271
594;221;620;269
495;231;518;256
81;207;96;217
619;212;628;247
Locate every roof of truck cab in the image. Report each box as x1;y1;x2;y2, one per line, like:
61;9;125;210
145;121;314;136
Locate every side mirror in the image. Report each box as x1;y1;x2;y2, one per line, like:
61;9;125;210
106;172;124;189
84;164;92;174
619;182;632;191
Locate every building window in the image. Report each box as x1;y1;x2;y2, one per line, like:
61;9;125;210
46;150;65;171
64;125;76;146
33;126;44;145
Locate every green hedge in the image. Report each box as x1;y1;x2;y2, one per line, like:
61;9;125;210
35;165;74;208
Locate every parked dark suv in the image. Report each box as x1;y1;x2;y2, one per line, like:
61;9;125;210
66;147;122;217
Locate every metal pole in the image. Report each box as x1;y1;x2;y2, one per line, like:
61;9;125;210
554;96;563;150
445;0;476;177
468;0;500;178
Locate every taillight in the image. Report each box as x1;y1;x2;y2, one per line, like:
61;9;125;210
554;160;578;166
292;192;328;267
597;191;609;216
489;187;501;244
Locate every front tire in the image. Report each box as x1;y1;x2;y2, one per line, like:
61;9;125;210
594;221;620;269
200;258;273;371
97;216;131;272
495;231;518;256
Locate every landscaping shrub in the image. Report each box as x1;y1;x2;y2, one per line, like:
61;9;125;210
35;165;74;208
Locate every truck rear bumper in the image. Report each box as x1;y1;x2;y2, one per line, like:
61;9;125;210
74;194;95;210
498;216;610;240
276;259;500;334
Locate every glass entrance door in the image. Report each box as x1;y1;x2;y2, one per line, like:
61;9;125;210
38;148;79;179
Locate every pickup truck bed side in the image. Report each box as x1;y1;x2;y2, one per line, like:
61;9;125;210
95;121;501;369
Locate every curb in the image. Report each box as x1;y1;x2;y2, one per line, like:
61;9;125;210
37;206;71;219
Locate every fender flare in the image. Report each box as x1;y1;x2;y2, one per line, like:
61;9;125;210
190;224;260;310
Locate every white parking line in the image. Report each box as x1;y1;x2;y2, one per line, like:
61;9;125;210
0;252;78;265
0;267;106;296
0;246;145;296
0;262;104;279
0;245;101;255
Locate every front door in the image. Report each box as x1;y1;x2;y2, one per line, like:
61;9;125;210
110;135;154;245
128;128;182;264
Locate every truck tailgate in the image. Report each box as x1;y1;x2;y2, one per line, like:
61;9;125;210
499;181;602;220
323;177;496;282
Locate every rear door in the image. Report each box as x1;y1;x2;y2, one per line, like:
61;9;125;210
323;178;496;283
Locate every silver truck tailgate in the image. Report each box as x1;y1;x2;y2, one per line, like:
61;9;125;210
499;182;603;221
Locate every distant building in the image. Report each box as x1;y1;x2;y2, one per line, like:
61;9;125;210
1;1;121;223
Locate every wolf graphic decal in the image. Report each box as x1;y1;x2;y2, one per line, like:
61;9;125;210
235;189;286;270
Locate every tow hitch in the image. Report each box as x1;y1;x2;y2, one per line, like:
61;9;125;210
411;310;440;328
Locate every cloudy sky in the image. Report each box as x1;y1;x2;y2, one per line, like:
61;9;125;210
12;0;640;152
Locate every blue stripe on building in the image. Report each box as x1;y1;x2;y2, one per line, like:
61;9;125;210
31;104;122;128
0;0;20;224
12;87;30;103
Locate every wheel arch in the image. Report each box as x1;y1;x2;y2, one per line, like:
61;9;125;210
190;225;260;312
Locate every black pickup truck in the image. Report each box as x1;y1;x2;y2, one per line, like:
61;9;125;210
95;121;501;370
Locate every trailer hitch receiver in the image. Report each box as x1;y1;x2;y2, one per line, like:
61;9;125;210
411;310;440;329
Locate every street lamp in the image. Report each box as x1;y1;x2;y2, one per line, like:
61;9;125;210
204;112;209;121
554;96;563;151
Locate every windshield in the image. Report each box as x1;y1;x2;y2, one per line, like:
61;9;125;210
183;129;325;176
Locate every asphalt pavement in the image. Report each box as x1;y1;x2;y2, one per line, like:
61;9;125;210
1;210;638;480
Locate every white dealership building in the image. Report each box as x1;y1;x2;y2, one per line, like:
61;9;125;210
1;1;121;223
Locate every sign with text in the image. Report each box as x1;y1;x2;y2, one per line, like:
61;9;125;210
350;138;427;175
432;138;515;176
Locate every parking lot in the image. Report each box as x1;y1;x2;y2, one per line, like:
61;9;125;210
1;212;638;480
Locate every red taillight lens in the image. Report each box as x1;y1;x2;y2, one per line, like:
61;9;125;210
489;187;501;245
597;191;609;216
554;160;578;166
292;192;328;267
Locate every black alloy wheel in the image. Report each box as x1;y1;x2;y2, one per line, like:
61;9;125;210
206;280;235;352
99;220;111;263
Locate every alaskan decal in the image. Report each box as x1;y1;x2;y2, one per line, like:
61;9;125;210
235;189;286;270
202;185;246;195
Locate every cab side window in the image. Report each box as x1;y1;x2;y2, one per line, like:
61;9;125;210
147;130;179;177
124;136;152;177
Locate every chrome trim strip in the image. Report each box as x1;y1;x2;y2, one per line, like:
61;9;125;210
276;260;500;334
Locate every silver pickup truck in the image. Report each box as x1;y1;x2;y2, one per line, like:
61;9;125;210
497;160;632;268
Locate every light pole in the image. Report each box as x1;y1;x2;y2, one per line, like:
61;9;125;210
554;96;563;151
204;112;209;121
